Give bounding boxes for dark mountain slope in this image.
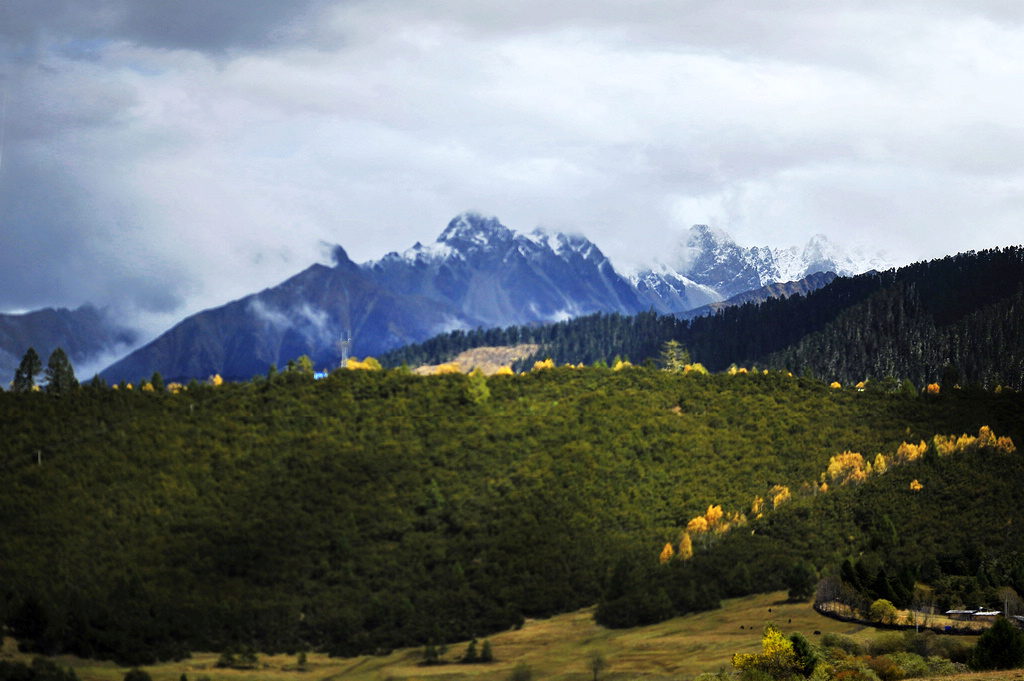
[1,305,137,386]
[99,214,652,382]
[100,248,464,383]
[681,270,838,320]
[383,246,1024,390]
[759,247,1024,387]
[363,213,643,325]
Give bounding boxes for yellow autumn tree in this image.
[894,440,927,464]
[496,365,514,376]
[956,432,981,453]
[659,542,675,564]
[959,426,1015,455]
[208,374,223,386]
[830,381,842,389]
[612,359,633,371]
[873,453,888,475]
[926,382,941,395]
[751,495,764,518]
[532,358,555,371]
[678,532,693,560]
[687,516,709,534]
[435,362,462,375]
[977,425,997,449]
[347,357,383,371]
[932,434,957,457]
[995,435,1016,455]
[732,623,799,679]
[704,504,724,528]
[768,485,791,509]
[910,479,923,491]
[827,451,867,485]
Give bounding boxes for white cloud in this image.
[2,1,1024,332]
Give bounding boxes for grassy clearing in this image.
[0,592,990,681]
[412,344,542,375]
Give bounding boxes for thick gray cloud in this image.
[0,0,329,53]
[2,1,1024,339]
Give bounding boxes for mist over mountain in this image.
[623,225,888,314]
[364,213,641,327]
[101,213,657,381]
[661,225,888,300]
[1,305,137,387]
[680,271,840,321]
[99,246,465,383]
[5,212,889,384]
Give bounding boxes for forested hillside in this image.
[1,365,1022,664]
[382,247,1024,390]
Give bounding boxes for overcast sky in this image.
[2,1,1024,336]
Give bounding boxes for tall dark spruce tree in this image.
[44,347,79,395]
[11,347,43,393]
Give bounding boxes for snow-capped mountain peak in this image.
[665,225,893,299]
[525,228,602,263]
[436,212,514,251]
[669,225,777,298]
[359,213,642,328]
[628,262,723,314]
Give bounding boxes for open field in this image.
[1,591,1000,681]
[412,344,542,375]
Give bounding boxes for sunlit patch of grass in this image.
[2,592,978,681]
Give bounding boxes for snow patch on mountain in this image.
[357,212,642,327]
[627,262,724,315]
[772,234,888,282]
[436,212,514,251]
[668,225,892,299]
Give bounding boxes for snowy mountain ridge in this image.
[664,224,891,299]
[73,211,880,384]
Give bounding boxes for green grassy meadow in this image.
[3,592,990,681]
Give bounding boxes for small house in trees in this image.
[946,609,976,621]
[945,609,1002,622]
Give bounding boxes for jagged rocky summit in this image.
[94,212,878,383]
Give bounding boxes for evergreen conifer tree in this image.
[45,347,79,395]
[970,617,1024,670]
[12,347,43,392]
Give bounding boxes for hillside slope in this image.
[1,368,1022,663]
[1,306,137,386]
[383,246,1024,390]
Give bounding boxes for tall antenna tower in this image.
[336,331,352,366]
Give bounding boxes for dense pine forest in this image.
[382,247,1024,390]
[2,363,1023,664]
